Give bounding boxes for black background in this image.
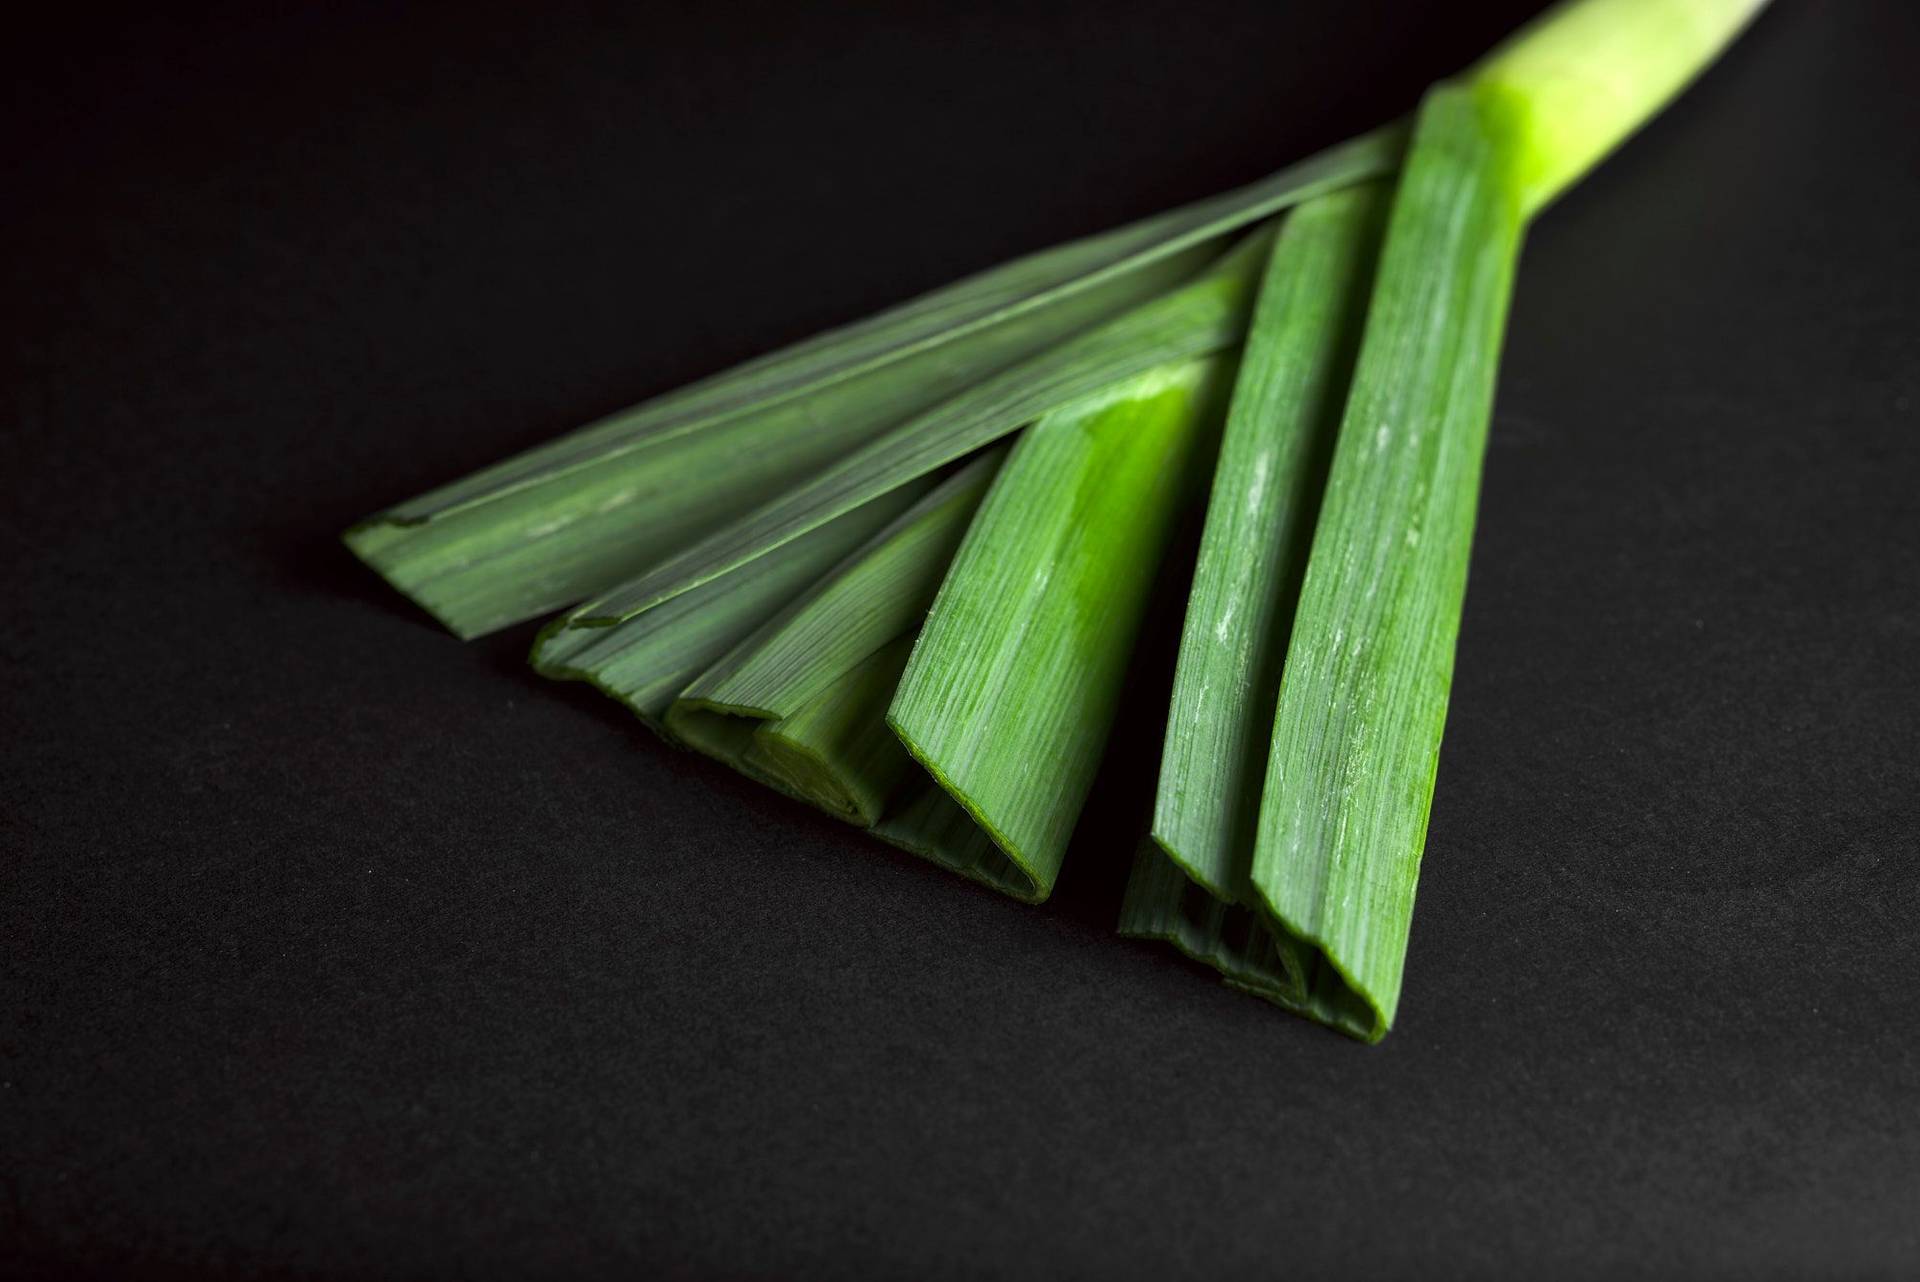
[5,2,1918,1277]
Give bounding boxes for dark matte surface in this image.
[5,2,1917,1277]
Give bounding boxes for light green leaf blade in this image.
[888,352,1238,902]
[346,129,1401,638]
[1251,85,1526,1040]
[1150,183,1387,904]
[527,478,930,729]
[567,230,1276,629]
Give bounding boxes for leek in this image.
[336,0,1774,1042]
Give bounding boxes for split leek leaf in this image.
[684,620,1029,896]
[888,350,1238,903]
[659,439,1057,890]
[1234,86,1528,1042]
[663,449,1003,818]
[638,431,1048,894]
[345,261,1187,640]
[527,477,930,730]
[745,636,919,826]
[345,130,1401,638]
[562,228,1275,629]
[675,449,1004,723]
[1132,0,1769,1041]
[678,349,1237,899]
[1147,183,1387,905]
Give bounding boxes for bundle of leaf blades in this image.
[560,227,1274,630]
[528,479,931,731]
[526,229,1272,897]
[344,0,1773,1042]
[344,132,1397,639]
[1126,0,1772,1040]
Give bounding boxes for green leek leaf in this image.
[1148,183,1387,905]
[527,479,930,729]
[872,779,1030,900]
[663,451,1004,820]
[342,0,1772,1039]
[568,230,1274,630]
[1121,842,1376,1033]
[675,450,1003,722]
[1130,0,1767,1040]
[346,131,1400,638]
[1260,86,1525,1040]
[888,350,1239,902]
[744,636,920,826]
[1119,182,1387,1040]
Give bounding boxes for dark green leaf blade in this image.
[570,231,1274,629]
[1150,183,1387,903]
[346,130,1401,638]
[384,127,1399,524]
[678,449,1005,720]
[662,453,1003,821]
[527,479,930,729]
[1252,85,1526,1039]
